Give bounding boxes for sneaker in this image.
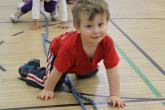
[10,9,23,23]
[18,59,40,77]
[17,0,26,10]
[66,0,76,4]
[25,59,40,67]
[50,9,58,21]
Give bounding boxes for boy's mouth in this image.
[92,36,100,38]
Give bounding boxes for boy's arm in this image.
[36,66,63,100]
[106,65,126,108]
[106,65,120,96]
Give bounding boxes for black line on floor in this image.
[0,41,4,45]
[111,18,165,20]
[0,103,92,110]
[1,97,165,110]
[110,19,165,76]
[42,21,73,27]
[12,31,24,36]
[0,18,165,24]
[0,65,7,72]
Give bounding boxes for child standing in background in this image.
[11,0,69,30]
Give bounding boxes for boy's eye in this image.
[87,25,92,28]
[98,23,104,27]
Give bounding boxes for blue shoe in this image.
[18,59,40,77]
[18,65,35,77]
[25,59,40,68]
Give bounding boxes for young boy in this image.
[19,0,126,108]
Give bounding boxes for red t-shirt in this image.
[50,31,119,75]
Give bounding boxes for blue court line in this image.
[0,18,165,24]
[1,97,165,110]
[114,41,163,97]
[12,31,24,36]
[109,19,165,106]
[0,65,7,72]
[110,19,165,76]
[111,18,165,20]
[114,41,165,106]
[0,18,164,24]
[0,41,4,45]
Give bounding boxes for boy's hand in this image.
[36,89,54,101]
[108,96,126,108]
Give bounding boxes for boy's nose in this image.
[93,27,99,33]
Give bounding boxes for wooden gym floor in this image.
[0,0,165,110]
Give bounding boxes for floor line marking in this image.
[0,65,7,72]
[114,41,165,106]
[110,19,165,76]
[0,41,4,45]
[114,41,162,97]
[1,98,165,110]
[12,31,24,36]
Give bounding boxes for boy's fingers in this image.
[112,101,116,108]
[40,94,45,100]
[36,93,41,99]
[120,101,126,108]
[108,99,112,104]
[123,102,127,106]
[50,94,54,99]
[121,103,125,108]
[117,101,120,108]
[44,94,49,101]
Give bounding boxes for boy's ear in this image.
[73,24,80,33]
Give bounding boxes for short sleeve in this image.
[103,36,119,69]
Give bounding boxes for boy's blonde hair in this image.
[72,0,110,27]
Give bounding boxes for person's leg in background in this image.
[10,0,32,22]
[44,1,58,21]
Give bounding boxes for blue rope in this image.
[40,11,48,39]
[40,11,98,110]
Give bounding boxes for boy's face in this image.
[74,12,108,45]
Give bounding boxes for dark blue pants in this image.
[26,48,98,91]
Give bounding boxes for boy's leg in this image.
[26,52,66,91]
[44,1,58,21]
